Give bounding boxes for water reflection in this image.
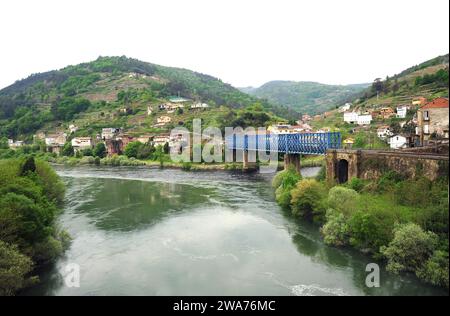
[65,177,213,231]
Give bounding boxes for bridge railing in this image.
[225,132,341,155]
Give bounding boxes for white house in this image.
[389,135,408,149]
[101,128,120,140]
[191,103,209,109]
[45,133,67,146]
[9,140,24,148]
[344,112,359,124]
[396,106,408,119]
[71,137,92,152]
[339,103,352,113]
[153,134,170,147]
[69,124,78,133]
[377,126,393,139]
[357,114,373,125]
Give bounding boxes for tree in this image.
[372,78,384,98]
[81,148,93,157]
[272,167,302,209]
[93,143,106,158]
[327,186,359,216]
[163,142,170,155]
[290,179,326,221]
[21,156,36,175]
[0,137,9,149]
[124,141,142,158]
[381,223,438,274]
[0,241,36,296]
[321,209,350,247]
[62,142,74,157]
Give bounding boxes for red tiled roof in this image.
[421,98,449,109]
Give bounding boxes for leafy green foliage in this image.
[272,167,302,209]
[327,186,359,216]
[0,241,37,296]
[290,179,326,221]
[0,158,68,295]
[381,223,438,274]
[321,209,350,247]
[416,250,449,288]
[93,142,106,158]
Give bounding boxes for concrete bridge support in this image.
[242,150,257,171]
[284,153,301,174]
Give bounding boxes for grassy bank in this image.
[272,167,449,289]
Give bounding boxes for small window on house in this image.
[423,111,429,120]
[424,125,429,134]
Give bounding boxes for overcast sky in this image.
[0,0,449,89]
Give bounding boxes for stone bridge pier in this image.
[284,153,301,174]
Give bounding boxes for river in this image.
[24,165,446,296]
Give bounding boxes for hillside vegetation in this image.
[356,54,449,108]
[241,81,369,115]
[0,56,297,140]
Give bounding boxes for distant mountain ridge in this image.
[240,81,370,115]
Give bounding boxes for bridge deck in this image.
[226,132,341,155]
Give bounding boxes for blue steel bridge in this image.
[225,132,342,155]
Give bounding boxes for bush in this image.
[61,142,74,157]
[272,167,302,209]
[124,141,142,158]
[347,177,365,192]
[327,186,359,216]
[321,209,350,247]
[381,223,438,274]
[416,250,449,288]
[93,143,106,158]
[0,241,37,296]
[290,179,326,221]
[347,211,387,253]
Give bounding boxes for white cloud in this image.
[0,0,448,89]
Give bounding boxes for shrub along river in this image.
[24,166,446,296]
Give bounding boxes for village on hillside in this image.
[5,94,449,156]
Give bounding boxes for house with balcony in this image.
[357,114,373,125]
[417,97,449,145]
[71,137,93,153]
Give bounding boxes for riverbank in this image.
[272,167,449,289]
[42,153,325,172]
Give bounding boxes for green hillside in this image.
[240,81,370,115]
[0,56,297,140]
[351,54,448,108]
[310,54,449,149]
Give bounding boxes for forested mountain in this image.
[0,56,297,139]
[240,81,370,115]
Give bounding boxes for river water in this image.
[25,166,446,296]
